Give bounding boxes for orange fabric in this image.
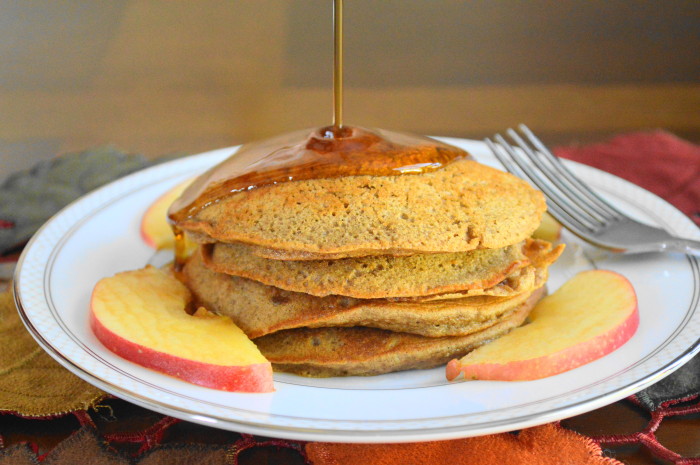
[306,423,622,465]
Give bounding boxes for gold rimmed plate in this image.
[14,138,700,442]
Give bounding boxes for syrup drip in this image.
[172,226,187,272]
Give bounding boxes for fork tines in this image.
[485,124,624,235]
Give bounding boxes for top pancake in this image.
[176,159,546,257]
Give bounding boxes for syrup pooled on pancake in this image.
[169,126,470,223]
[168,126,471,268]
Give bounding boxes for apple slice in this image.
[90,266,274,392]
[532,212,562,242]
[141,178,197,254]
[446,270,638,382]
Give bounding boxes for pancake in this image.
[176,159,546,258]
[253,291,536,377]
[201,239,539,299]
[243,242,420,261]
[182,249,547,338]
[406,239,563,300]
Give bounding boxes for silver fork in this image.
[485,124,700,256]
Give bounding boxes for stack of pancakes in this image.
[176,147,564,377]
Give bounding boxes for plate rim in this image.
[12,139,700,442]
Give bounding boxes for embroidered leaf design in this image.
[0,147,182,254]
[0,290,106,416]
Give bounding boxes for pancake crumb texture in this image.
[203,239,561,299]
[177,160,545,256]
[254,298,534,377]
[183,249,553,339]
[203,240,537,298]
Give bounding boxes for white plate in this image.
[14,138,700,443]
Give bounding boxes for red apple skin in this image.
[140,178,194,250]
[446,307,638,381]
[140,202,166,249]
[139,188,175,249]
[90,310,274,393]
[140,224,158,249]
[446,270,639,382]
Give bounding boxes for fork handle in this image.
[661,238,700,257]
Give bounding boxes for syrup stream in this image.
[333,0,343,129]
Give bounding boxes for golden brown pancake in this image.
[406,240,563,301]
[201,240,537,299]
[201,239,563,301]
[182,249,547,338]
[241,242,421,261]
[253,292,536,377]
[176,159,546,258]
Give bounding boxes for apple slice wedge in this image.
[90,266,274,392]
[446,270,638,382]
[141,178,197,254]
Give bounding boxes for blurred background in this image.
[1,0,698,172]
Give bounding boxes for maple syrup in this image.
[172,225,187,272]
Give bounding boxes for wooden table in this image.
[1,0,698,174]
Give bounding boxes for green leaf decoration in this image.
[0,146,184,254]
